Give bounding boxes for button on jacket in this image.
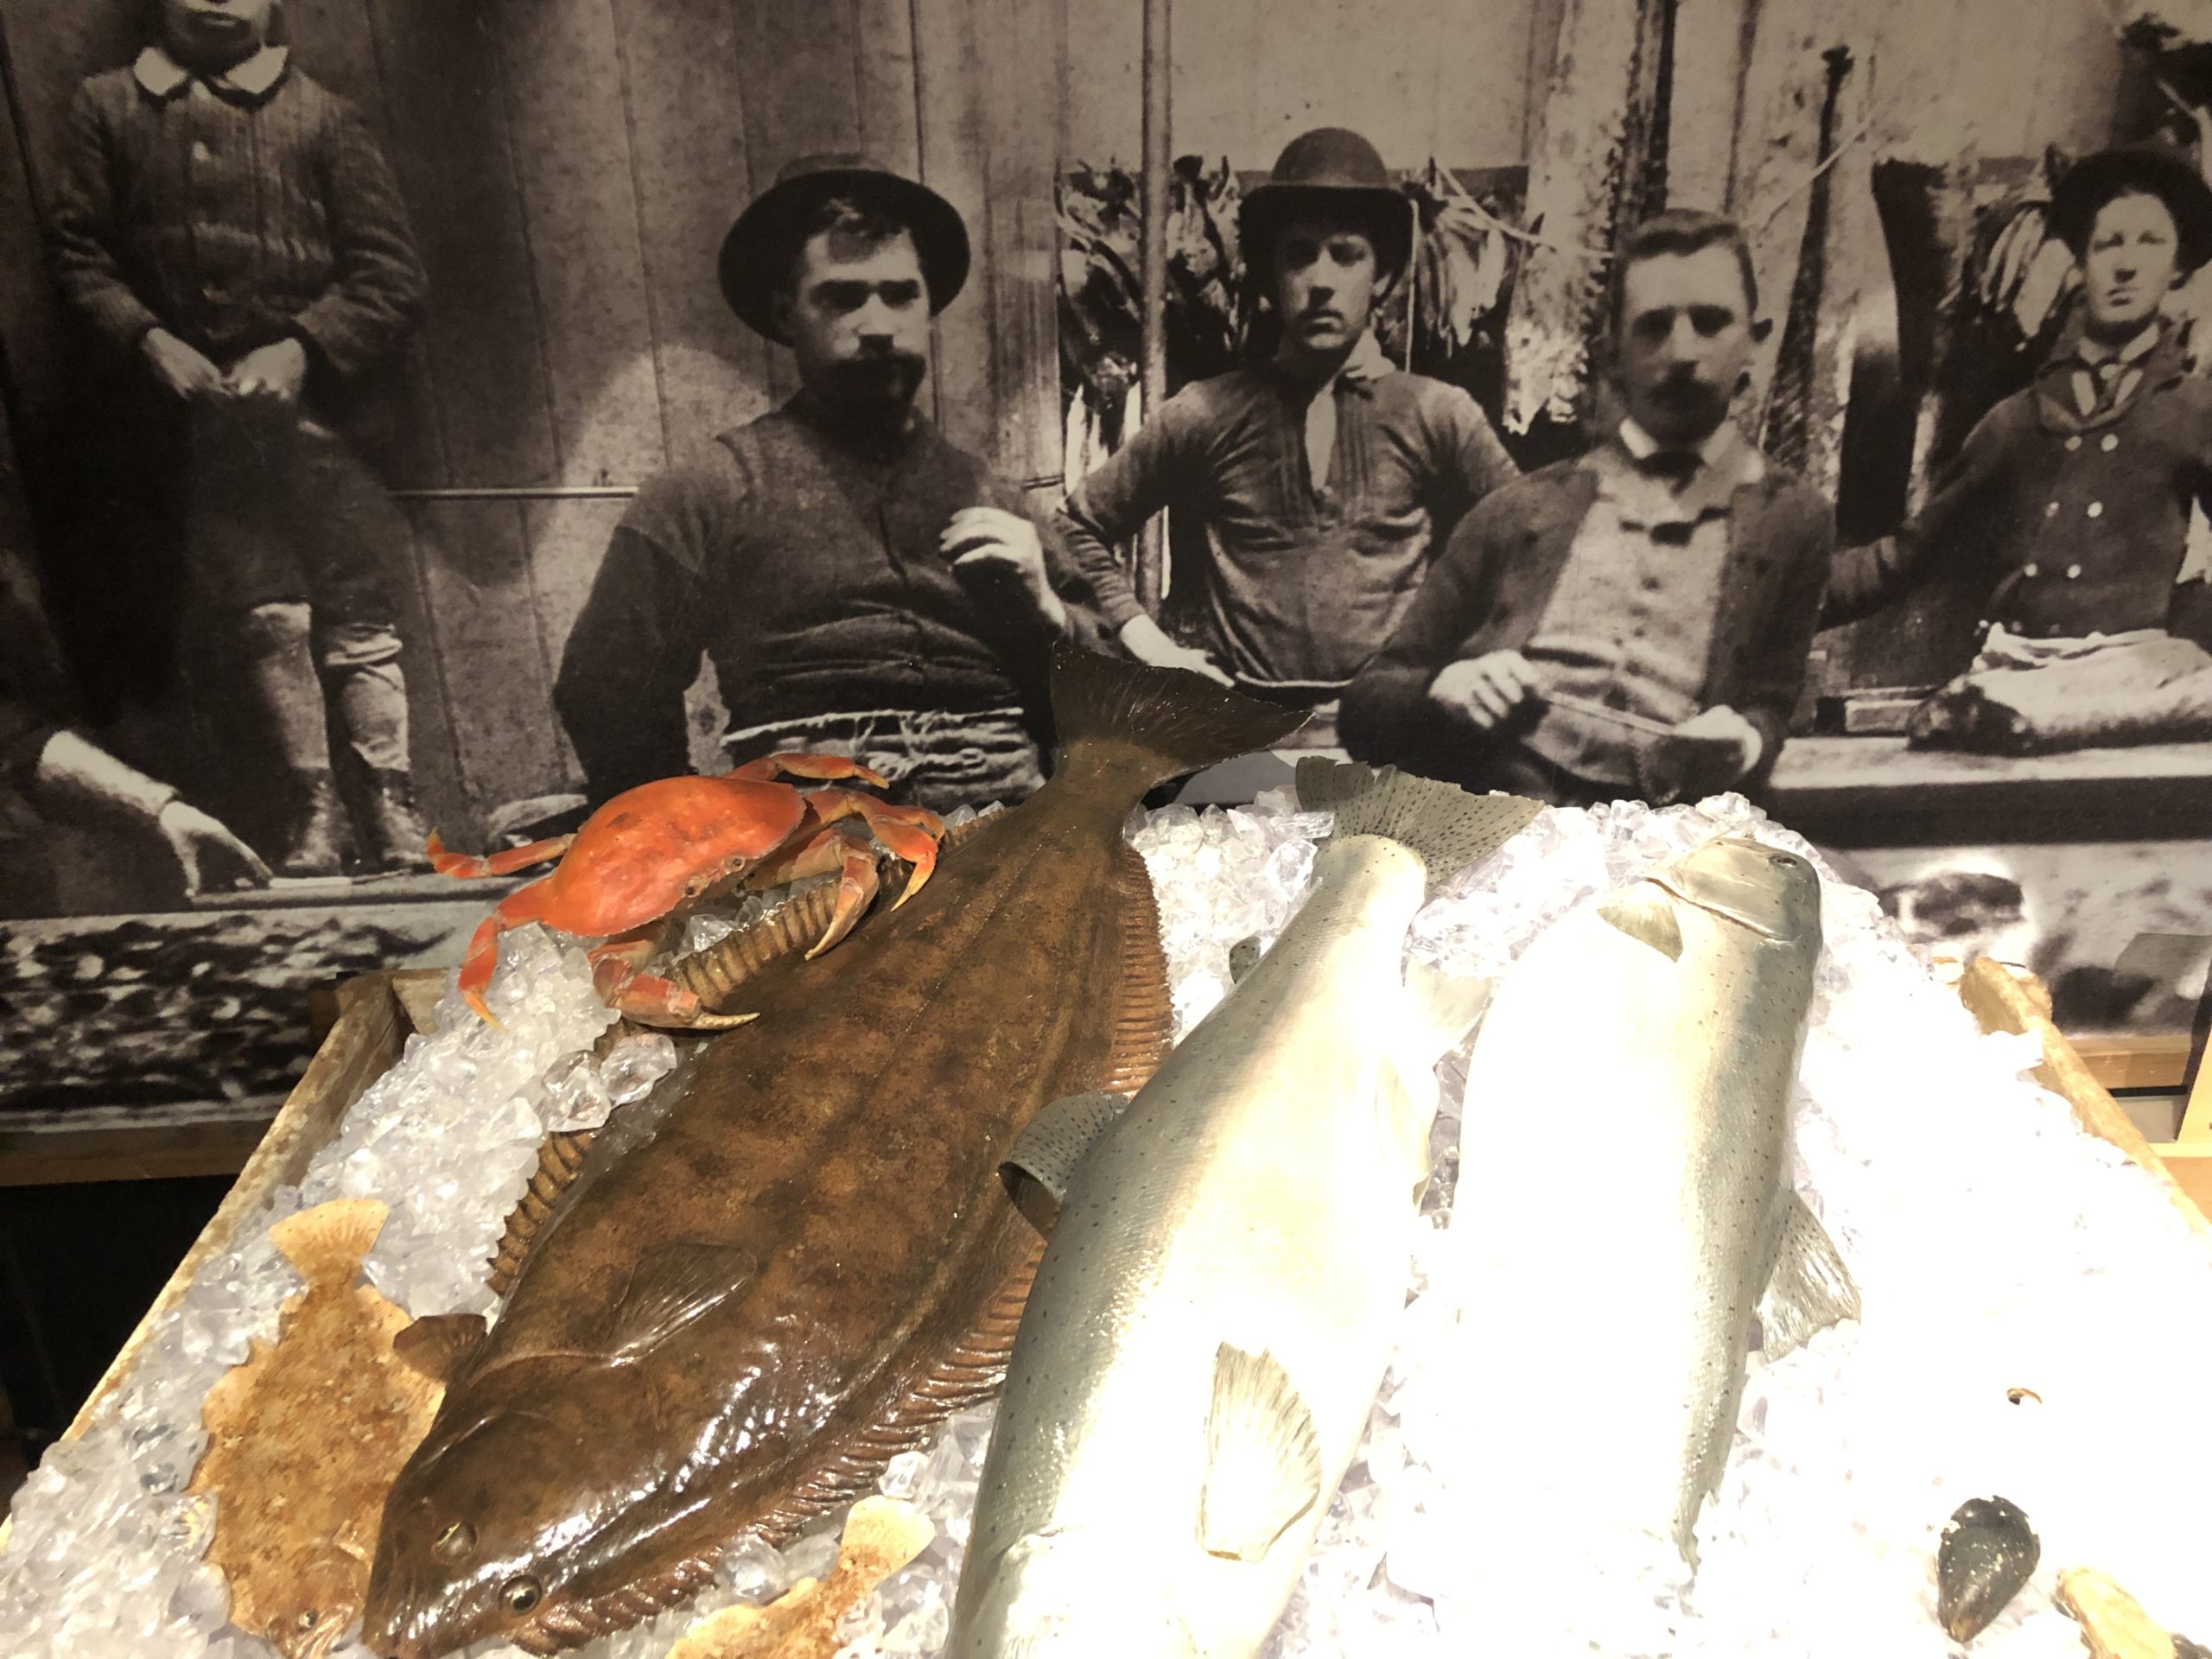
[1826,321,2212,646]
[1052,359,1518,694]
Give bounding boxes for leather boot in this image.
[279,769,346,877]
[360,769,435,874]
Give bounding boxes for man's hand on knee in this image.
[1428,651,1537,733]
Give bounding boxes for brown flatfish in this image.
[362,647,1306,1658]
[188,1198,443,1657]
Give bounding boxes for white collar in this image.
[134,43,291,101]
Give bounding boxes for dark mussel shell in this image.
[1937,1495,2041,1643]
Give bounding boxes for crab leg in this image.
[753,789,946,908]
[455,875,560,1026]
[586,931,759,1032]
[428,831,577,880]
[724,751,890,790]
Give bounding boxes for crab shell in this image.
[524,774,814,938]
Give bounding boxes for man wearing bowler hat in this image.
[1824,143,2212,741]
[1052,126,1519,730]
[555,155,1101,814]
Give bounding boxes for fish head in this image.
[363,1362,648,1659]
[265,1543,369,1659]
[1651,836,1821,947]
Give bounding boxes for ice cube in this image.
[601,1034,678,1105]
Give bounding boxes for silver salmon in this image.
[947,762,1540,1657]
[1442,833,1859,1582]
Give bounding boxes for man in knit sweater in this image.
[48,0,434,876]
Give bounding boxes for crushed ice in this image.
[7,790,2212,1659]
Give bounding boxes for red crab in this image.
[426,753,945,1029]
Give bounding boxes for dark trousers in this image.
[1459,741,1633,810]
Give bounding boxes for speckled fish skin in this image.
[1447,835,1846,1569]
[950,773,1536,1659]
[360,649,1305,1659]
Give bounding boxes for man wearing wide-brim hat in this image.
[554,155,1103,813]
[1825,143,2212,747]
[1053,126,1519,728]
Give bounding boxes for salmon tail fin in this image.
[1296,758,1541,893]
[1049,643,1307,788]
[268,1198,389,1287]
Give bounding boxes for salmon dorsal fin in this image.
[1000,1090,1133,1234]
[1094,844,1173,1096]
[268,1198,388,1288]
[486,1129,596,1297]
[1596,884,1685,961]
[393,1313,488,1385]
[610,1242,759,1358]
[1199,1344,1324,1562]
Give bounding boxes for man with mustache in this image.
[1340,208,1835,806]
[1821,145,2212,742]
[1052,128,1519,729]
[556,156,1100,813]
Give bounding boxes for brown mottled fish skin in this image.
[188,1198,444,1659]
[363,648,1305,1659]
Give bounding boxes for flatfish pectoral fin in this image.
[1755,1192,1862,1361]
[608,1242,760,1358]
[1198,1344,1324,1564]
[998,1091,1133,1236]
[393,1313,489,1385]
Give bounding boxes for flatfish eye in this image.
[432,1521,475,1561]
[502,1575,544,1615]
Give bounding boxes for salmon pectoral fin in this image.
[393,1313,489,1385]
[610,1242,760,1357]
[999,1091,1133,1235]
[1198,1344,1324,1564]
[1595,885,1685,961]
[1756,1192,1862,1361]
[1090,847,1174,1097]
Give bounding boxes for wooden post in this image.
[1135,0,1170,613]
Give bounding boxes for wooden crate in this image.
[2,960,2203,1557]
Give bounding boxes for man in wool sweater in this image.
[48,0,434,876]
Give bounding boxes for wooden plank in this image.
[854,0,925,181]
[523,493,627,784]
[611,0,773,462]
[0,1109,279,1188]
[410,499,575,817]
[975,0,1063,484]
[2075,1033,2197,1096]
[366,0,558,486]
[1955,958,2210,1237]
[733,0,868,409]
[2181,1054,2212,1145]
[1669,0,1748,211]
[1059,0,1141,164]
[489,0,664,486]
[388,502,474,846]
[0,0,131,206]
[912,0,992,457]
[1726,0,1829,430]
[2158,1145,2212,1214]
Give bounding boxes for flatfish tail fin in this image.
[1049,642,1307,787]
[1295,759,1541,893]
[269,1198,389,1289]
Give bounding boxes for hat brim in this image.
[1239,182,1414,277]
[719,169,971,343]
[2048,148,2212,273]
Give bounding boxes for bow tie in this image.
[1635,448,1702,488]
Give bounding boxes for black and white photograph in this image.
[1,0,2211,1650]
